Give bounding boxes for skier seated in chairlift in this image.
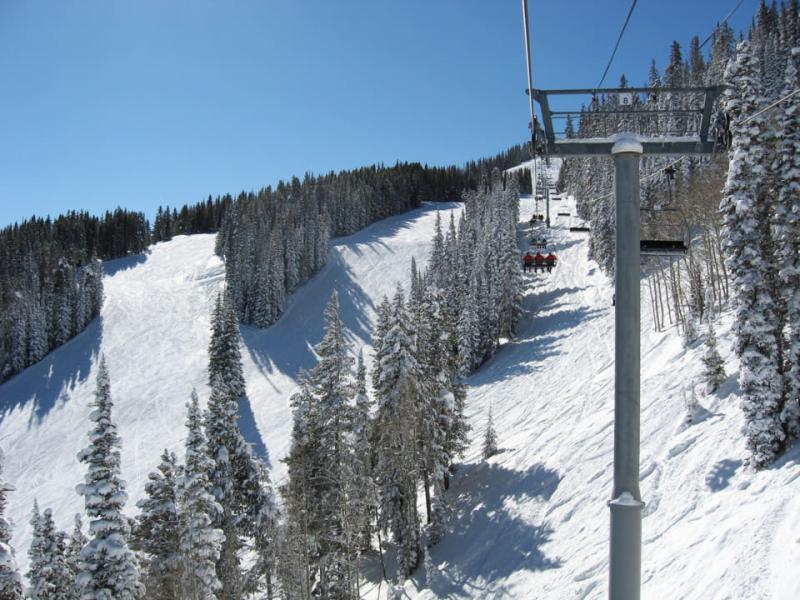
[534,251,545,271]
[523,251,534,272]
[545,252,557,273]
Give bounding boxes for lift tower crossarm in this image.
[529,86,725,157]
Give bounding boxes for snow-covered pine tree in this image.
[65,514,87,597]
[482,406,499,459]
[0,448,22,600]
[26,506,72,600]
[702,321,727,394]
[26,501,43,588]
[775,57,800,439]
[75,356,144,599]
[456,279,480,377]
[133,449,181,600]
[177,390,223,600]
[291,290,356,598]
[720,40,786,468]
[205,291,276,597]
[372,286,422,578]
[684,382,702,425]
[279,387,316,600]
[242,458,278,600]
[351,349,376,553]
[411,285,451,534]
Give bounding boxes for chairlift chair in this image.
[640,203,689,257]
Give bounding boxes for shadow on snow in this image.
[362,462,562,597]
[102,252,149,276]
[0,317,103,426]
[240,203,460,391]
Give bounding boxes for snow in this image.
[611,133,643,154]
[1,183,799,597]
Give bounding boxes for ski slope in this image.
[1,186,799,598]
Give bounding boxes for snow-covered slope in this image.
[407,191,800,599]
[2,188,799,598]
[0,202,462,573]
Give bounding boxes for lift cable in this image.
[699,0,746,49]
[521,0,536,138]
[741,87,800,124]
[521,0,539,203]
[595,0,639,90]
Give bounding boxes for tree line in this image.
[1,144,528,386]
[0,209,149,383]
[215,158,528,329]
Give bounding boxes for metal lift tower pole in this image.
[609,135,644,600]
[529,84,723,600]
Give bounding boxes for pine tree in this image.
[178,390,224,600]
[133,450,181,600]
[775,58,800,439]
[350,349,377,553]
[75,356,144,599]
[721,41,785,468]
[26,506,72,600]
[0,448,22,600]
[205,292,276,597]
[701,321,727,394]
[372,286,422,578]
[279,387,316,600]
[26,500,43,593]
[286,291,356,598]
[482,406,499,459]
[65,514,87,597]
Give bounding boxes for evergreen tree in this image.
[26,501,43,593]
[350,349,377,554]
[75,356,144,599]
[720,41,785,468]
[26,506,72,600]
[482,406,499,459]
[178,390,223,600]
[775,58,800,439]
[372,286,422,578]
[0,448,22,600]
[133,450,181,600]
[701,321,727,394]
[205,292,276,597]
[65,515,87,597]
[283,291,357,598]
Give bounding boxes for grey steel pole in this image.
[609,134,645,600]
[545,179,551,228]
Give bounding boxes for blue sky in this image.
[0,0,757,227]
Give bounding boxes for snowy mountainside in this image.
[399,189,800,599]
[0,202,463,573]
[1,183,799,598]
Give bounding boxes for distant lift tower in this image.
[530,85,723,600]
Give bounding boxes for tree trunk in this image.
[423,471,432,524]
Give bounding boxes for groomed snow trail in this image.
[2,188,799,598]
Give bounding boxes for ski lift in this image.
[639,239,687,256]
[640,204,688,257]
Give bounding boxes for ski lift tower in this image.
[529,85,724,600]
